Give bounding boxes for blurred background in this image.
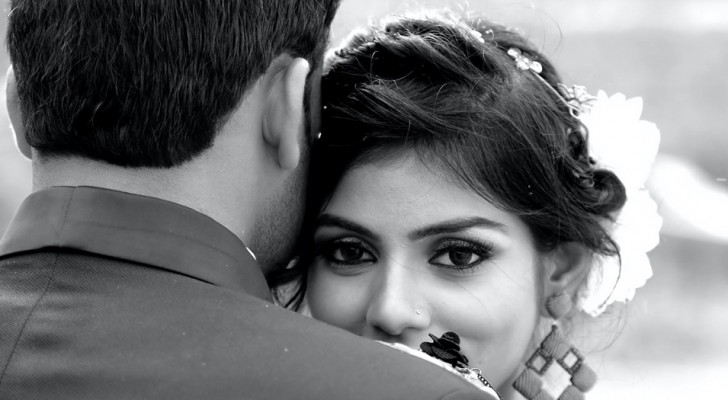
[1,0,726,398]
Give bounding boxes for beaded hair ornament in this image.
[507,47,662,316]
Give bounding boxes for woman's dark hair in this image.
[272,14,626,309]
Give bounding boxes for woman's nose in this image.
[365,267,430,337]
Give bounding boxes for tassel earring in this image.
[513,292,597,400]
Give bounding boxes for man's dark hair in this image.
[6,0,340,167]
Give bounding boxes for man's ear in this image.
[540,242,592,317]
[5,66,32,160]
[262,56,310,171]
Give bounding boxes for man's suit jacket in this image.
[0,186,488,399]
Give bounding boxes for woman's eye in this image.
[429,240,493,269]
[333,244,365,263]
[430,250,482,268]
[320,239,376,266]
[447,250,480,266]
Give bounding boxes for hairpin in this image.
[558,84,597,117]
[507,48,542,74]
[507,47,596,118]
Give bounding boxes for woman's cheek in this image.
[433,284,492,343]
[308,266,367,329]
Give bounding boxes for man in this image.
[0,1,491,399]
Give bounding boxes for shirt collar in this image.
[0,186,271,301]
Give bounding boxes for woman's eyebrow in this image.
[315,214,376,238]
[408,217,506,240]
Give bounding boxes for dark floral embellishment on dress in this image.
[420,332,469,368]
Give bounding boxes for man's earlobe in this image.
[6,66,32,160]
[262,57,310,171]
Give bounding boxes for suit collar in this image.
[0,186,271,301]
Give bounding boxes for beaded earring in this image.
[513,292,597,400]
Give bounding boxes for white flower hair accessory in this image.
[507,48,662,316]
[573,90,662,316]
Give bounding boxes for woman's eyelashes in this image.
[317,237,377,267]
[316,234,496,273]
[428,238,495,270]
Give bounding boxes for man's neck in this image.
[32,154,256,246]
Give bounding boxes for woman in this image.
[276,13,661,399]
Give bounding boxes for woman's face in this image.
[307,152,547,390]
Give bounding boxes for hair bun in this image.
[588,169,626,217]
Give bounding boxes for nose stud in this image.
[415,309,422,315]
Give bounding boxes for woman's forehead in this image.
[323,154,522,234]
